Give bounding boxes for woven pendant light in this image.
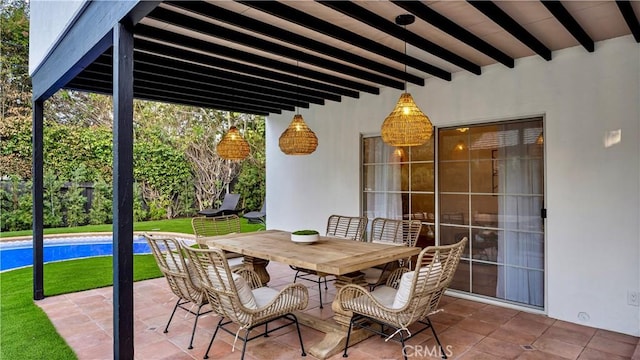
[381,93,433,146]
[381,14,433,147]
[279,114,318,155]
[217,126,250,160]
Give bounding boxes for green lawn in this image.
[0,218,263,359]
[0,255,162,360]
[1,217,264,238]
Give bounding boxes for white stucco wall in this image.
[266,35,640,336]
[29,0,88,75]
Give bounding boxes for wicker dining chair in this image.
[144,234,211,350]
[292,214,368,308]
[192,214,244,269]
[338,237,467,360]
[182,244,309,360]
[362,218,422,290]
[325,214,368,240]
[192,214,241,239]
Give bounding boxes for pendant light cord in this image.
[403,24,408,94]
[296,60,299,115]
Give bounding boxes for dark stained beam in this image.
[112,21,135,360]
[133,73,299,110]
[135,79,294,112]
[239,1,451,81]
[388,0,514,68]
[166,1,427,84]
[146,7,406,89]
[134,38,355,99]
[88,54,328,107]
[542,1,594,52]
[32,99,44,301]
[468,1,552,60]
[75,55,316,114]
[617,1,640,42]
[133,89,282,115]
[67,84,271,116]
[133,53,334,104]
[319,0,483,74]
[83,61,309,109]
[135,25,376,95]
[69,76,283,115]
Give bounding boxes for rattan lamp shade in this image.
[381,93,433,147]
[279,114,318,155]
[217,126,250,160]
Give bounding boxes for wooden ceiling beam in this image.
[146,6,406,89]
[542,1,594,52]
[238,1,451,81]
[320,0,482,74]
[166,1,422,86]
[617,0,640,43]
[388,0,514,68]
[468,1,552,61]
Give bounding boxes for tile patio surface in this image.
[37,261,640,360]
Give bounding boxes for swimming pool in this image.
[0,235,152,272]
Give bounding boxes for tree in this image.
[0,0,266,224]
[0,114,31,178]
[63,165,88,227]
[233,117,265,211]
[181,109,244,210]
[1,0,30,118]
[43,169,64,227]
[45,91,113,127]
[133,120,193,219]
[88,175,112,225]
[1,1,31,178]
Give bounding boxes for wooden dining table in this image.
[204,229,421,359]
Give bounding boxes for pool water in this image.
[0,236,151,271]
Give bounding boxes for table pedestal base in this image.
[242,256,270,285]
[298,271,372,359]
[296,312,373,360]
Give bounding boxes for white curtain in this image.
[365,138,402,221]
[495,123,544,307]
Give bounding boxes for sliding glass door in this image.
[439,118,545,308]
[362,117,545,308]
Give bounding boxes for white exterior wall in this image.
[266,35,640,336]
[29,0,87,75]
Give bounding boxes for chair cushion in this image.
[251,287,280,308]
[233,273,258,309]
[392,261,442,309]
[227,256,244,270]
[164,253,201,287]
[164,252,185,272]
[207,266,258,309]
[369,285,397,308]
[362,267,383,285]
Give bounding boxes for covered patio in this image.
[37,261,640,359]
[30,1,640,359]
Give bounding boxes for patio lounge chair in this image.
[198,193,241,217]
[339,238,467,360]
[144,234,211,350]
[243,201,266,225]
[182,245,308,360]
[292,214,368,308]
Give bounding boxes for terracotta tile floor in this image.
[37,262,640,360]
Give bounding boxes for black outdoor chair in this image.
[198,193,241,217]
[243,201,266,225]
